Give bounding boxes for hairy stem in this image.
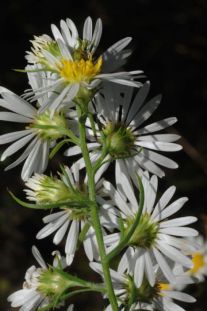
[76,105,119,311]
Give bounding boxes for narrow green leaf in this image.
[49,139,70,159]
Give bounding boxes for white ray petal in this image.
[134,152,165,178]
[0,129,33,145]
[138,134,180,143]
[32,245,47,268]
[137,117,178,134]
[0,112,33,123]
[65,220,79,259]
[43,211,66,223]
[135,141,182,152]
[0,93,36,117]
[141,149,178,169]
[106,37,132,53]
[83,16,93,41]
[126,81,150,125]
[153,197,188,222]
[1,133,36,161]
[37,213,69,239]
[130,94,162,129]
[116,159,138,207]
[53,219,70,244]
[134,250,145,287]
[4,137,38,171]
[153,247,176,283]
[144,252,155,286]
[90,18,102,53]
[159,227,198,237]
[21,139,42,180]
[163,291,196,303]
[160,216,197,228]
[151,186,176,220]
[157,242,193,268]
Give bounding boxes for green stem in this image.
[106,175,144,263]
[88,112,98,138]
[76,105,119,311]
[92,147,108,176]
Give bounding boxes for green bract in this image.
[103,123,136,157]
[29,110,68,140]
[125,213,159,249]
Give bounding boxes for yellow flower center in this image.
[57,57,103,83]
[190,252,205,274]
[158,283,171,297]
[159,283,171,291]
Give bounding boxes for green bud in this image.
[26,175,73,203]
[38,268,76,297]
[25,171,91,218]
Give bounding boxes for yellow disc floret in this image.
[57,56,103,83]
[158,283,171,291]
[190,252,205,274]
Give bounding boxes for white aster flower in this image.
[7,246,65,310]
[90,262,196,311]
[187,235,207,282]
[0,69,75,180]
[103,171,198,286]
[24,16,143,112]
[25,164,118,265]
[65,81,182,183]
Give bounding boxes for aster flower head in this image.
[25,16,143,113]
[7,246,68,310]
[90,262,196,311]
[103,171,198,287]
[0,68,75,180]
[24,164,118,265]
[187,235,207,282]
[65,82,182,186]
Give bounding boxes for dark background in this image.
[0,0,207,310]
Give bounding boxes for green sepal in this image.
[13,68,50,73]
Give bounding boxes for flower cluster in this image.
[1,16,203,311]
